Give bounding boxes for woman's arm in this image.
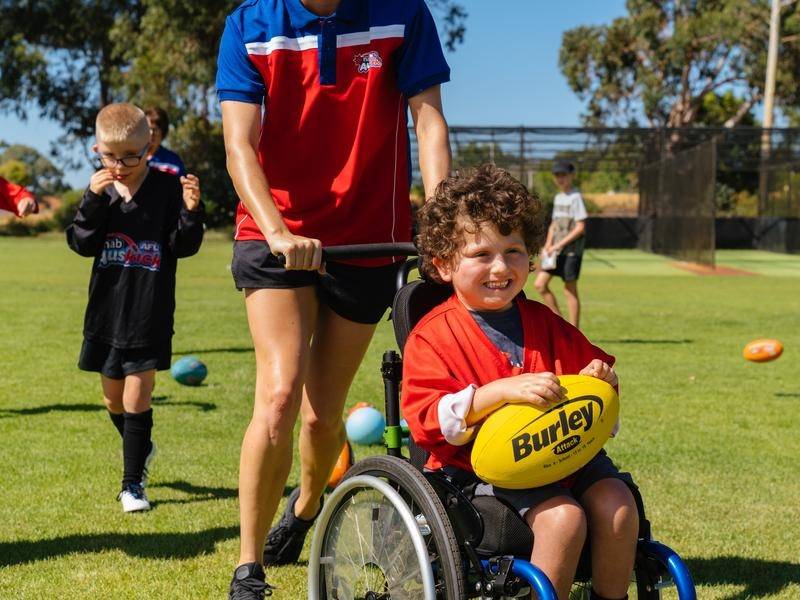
[221,101,321,270]
[409,85,451,199]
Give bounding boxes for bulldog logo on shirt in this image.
[354,50,383,74]
[100,233,162,272]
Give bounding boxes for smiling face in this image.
[433,218,530,312]
[93,139,151,184]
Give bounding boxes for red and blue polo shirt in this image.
[216,0,449,252]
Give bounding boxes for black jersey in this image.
[67,169,204,348]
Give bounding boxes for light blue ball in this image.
[346,406,386,445]
[171,356,207,386]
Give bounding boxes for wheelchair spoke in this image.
[321,487,429,599]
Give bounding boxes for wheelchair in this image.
[305,243,696,600]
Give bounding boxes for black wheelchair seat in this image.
[392,277,453,352]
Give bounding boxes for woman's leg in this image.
[581,478,639,599]
[294,304,378,519]
[525,495,587,600]
[238,286,318,565]
[534,270,561,316]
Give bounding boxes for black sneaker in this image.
[262,487,322,565]
[228,562,273,600]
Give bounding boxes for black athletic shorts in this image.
[545,252,583,282]
[444,450,633,517]
[231,240,403,325]
[78,338,172,379]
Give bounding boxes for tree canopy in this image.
[559,0,800,128]
[0,0,466,223]
[0,142,66,195]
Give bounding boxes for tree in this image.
[1,0,467,223]
[428,0,467,51]
[559,0,800,128]
[0,1,143,164]
[0,143,66,194]
[695,91,757,127]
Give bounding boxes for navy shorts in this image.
[467,450,633,517]
[231,240,402,325]
[78,339,172,380]
[545,253,583,282]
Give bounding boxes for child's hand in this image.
[579,359,618,387]
[503,372,566,409]
[16,196,37,217]
[89,169,115,195]
[180,174,201,211]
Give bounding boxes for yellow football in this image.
[471,375,619,489]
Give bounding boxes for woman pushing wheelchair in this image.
[216,0,452,596]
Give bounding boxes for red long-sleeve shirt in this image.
[401,295,615,472]
[0,177,36,217]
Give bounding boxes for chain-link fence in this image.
[639,140,717,266]
[408,127,800,258]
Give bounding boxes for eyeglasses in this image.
[95,144,150,168]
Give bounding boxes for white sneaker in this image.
[118,483,151,513]
[141,440,157,487]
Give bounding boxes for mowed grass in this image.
[1,235,799,599]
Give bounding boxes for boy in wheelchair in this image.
[401,164,639,600]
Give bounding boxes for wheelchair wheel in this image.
[308,455,466,600]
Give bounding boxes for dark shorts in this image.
[78,339,172,380]
[470,450,632,517]
[544,253,583,282]
[231,240,402,325]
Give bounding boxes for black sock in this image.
[108,411,125,438]
[122,409,153,487]
[590,590,628,600]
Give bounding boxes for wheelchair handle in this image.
[276,242,418,265]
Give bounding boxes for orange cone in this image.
[327,440,354,489]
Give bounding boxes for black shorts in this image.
[78,339,172,380]
[469,450,633,517]
[545,253,583,282]
[231,240,402,325]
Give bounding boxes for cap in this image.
[551,160,575,175]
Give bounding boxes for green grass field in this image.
[1,235,799,599]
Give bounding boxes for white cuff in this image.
[438,385,478,446]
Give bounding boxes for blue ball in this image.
[171,356,207,386]
[345,406,386,445]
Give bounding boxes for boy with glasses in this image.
[67,103,204,512]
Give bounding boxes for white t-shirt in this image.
[551,189,587,254]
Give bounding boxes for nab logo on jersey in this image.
[354,51,383,74]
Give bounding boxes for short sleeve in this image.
[572,192,588,222]
[216,15,266,104]
[396,0,450,97]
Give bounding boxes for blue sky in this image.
[1,0,627,187]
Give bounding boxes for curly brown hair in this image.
[416,164,545,282]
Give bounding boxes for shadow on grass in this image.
[0,398,216,418]
[174,346,253,355]
[597,338,694,345]
[152,480,294,505]
[152,396,217,412]
[688,555,800,599]
[775,392,800,398]
[0,403,103,417]
[0,526,240,567]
